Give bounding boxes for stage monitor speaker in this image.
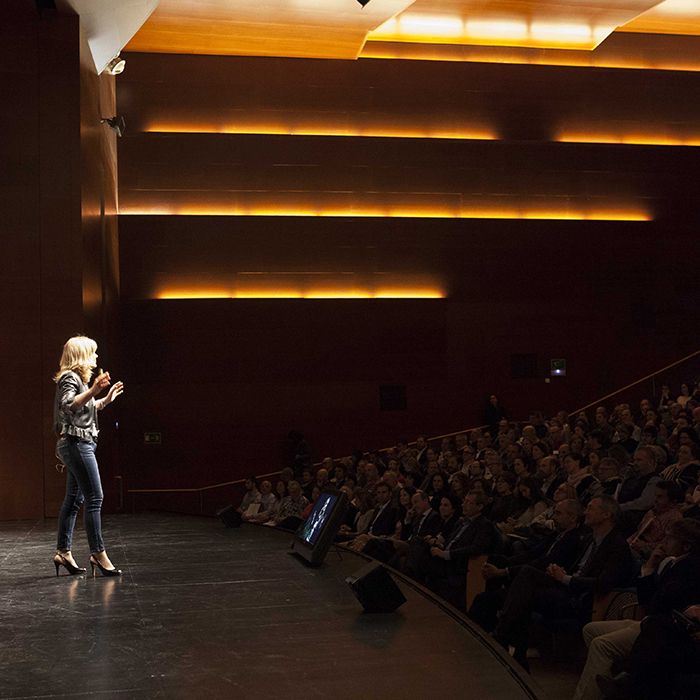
[216,504,242,528]
[345,561,407,613]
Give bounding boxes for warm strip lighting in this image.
[157,290,231,299]
[360,41,700,72]
[120,206,651,221]
[557,132,700,147]
[368,13,613,50]
[143,123,497,141]
[155,289,446,300]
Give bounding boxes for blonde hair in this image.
[53,335,97,384]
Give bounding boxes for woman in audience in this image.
[497,477,548,535]
[513,456,534,479]
[395,486,417,539]
[426,472,450,510]
[677,382,692,408]
[449,473,470,501]
[487,472,520,524]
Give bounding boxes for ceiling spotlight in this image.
[356,0,371,6]
[105,55,126,75]
[101,115,126,138]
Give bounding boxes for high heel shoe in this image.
[53,552,86,576]
[89,555,122,578]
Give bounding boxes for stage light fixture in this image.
[101,115,126,138]
[105,55,126,75]
[356,0,371,7]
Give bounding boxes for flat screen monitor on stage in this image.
[292,489,348,567]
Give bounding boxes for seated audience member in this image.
[661,443,700,491]
[364,462,381,491]
[427,472,450,510]
[493,496,634,670]
[597,457,623,496]
[574,518,700,700]
[537,455,565,501]
[595,604,700,700]
[681,473,700,519]
[388,490,443,568]
[497,477,548,536]
[330,463,346,488]
[449,473,470,501]
[627,481,684,561]
[484,449,506,483]
[301,485,321,520]
[564,452,601,506]
[337,488,375,538]
[343,482,398,553]
[395,486,417,540]
[487,472,520,524]
[512,456,535,479]
[243,480,280,523]
[469,498,584,631]
[419,459,440,490]
[432,494,462,542]
[315,467,330,492]
[270,480,309,530]
[616,447,661,529]
[238,476,261,515]
[527,482,577,535]
[424,492,499,608]
[299,468,314,499]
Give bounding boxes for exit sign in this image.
[144,432,162,445]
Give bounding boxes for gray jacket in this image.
[53,371,98,440]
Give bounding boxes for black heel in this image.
[89,555,122,577]
[53,552,86,576]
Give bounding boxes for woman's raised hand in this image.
[105,381,124,405]
[92,371,111,394]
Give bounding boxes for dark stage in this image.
[2,515,542,699]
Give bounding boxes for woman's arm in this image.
[69,372,111,411]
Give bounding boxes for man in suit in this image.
[344,481,398,554]
[424,491,498,608]
[574,517,700,700]
[382,490,443,568]
[469,498,584,631]
[493,495,634,669]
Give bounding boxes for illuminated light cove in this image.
[143,123,498,141]
[556,132,700,147]
[359,42,700,73]
[156,289,446,300]
[119,206,652,222]
[368,14,615,50]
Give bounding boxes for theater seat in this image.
[466,554,488,611]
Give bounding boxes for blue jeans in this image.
[56,436,105,553]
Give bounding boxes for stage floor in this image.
[2,514,541,699]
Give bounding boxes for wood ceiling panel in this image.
[620,0,700,35]
[126,0,415,59]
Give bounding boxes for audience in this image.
[226,378,700,693]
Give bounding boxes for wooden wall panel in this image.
[0,5,44,520]
[0,7,120,520]
[113,51,700,496]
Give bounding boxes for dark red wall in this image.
[114,52,700,496]
[0,5,119,519]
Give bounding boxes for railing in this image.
[569,347,700,416]
[125,348,699,514]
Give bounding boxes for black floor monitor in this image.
[291,489,348,567]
